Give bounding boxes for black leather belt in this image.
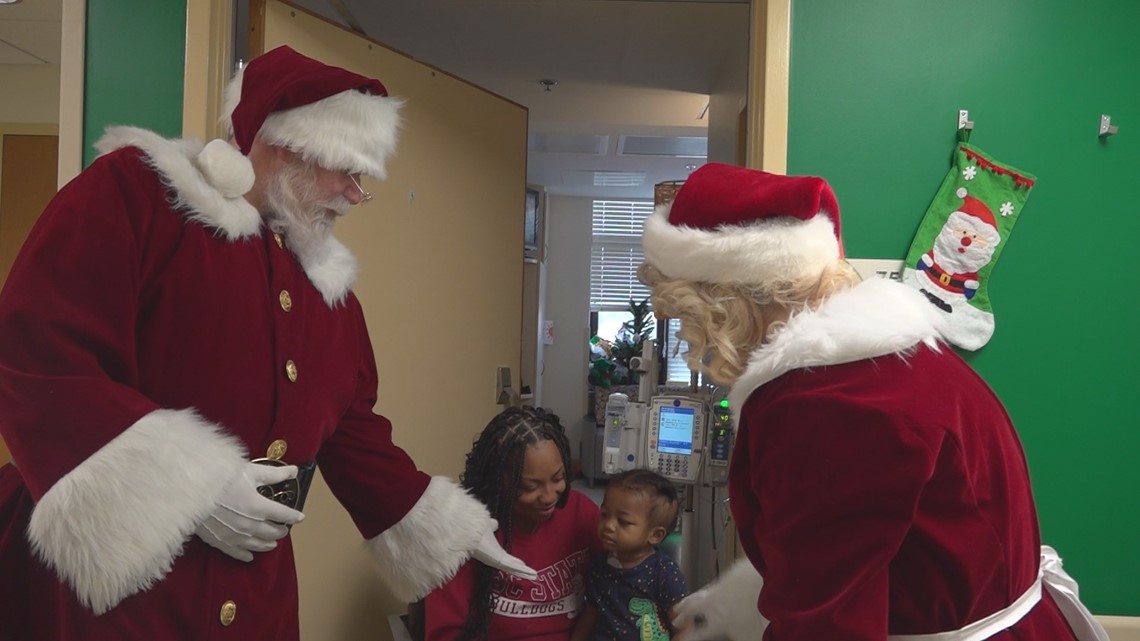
[252,459,317,513]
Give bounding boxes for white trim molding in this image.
[57,0,85,185]
[1096,615,1140,641]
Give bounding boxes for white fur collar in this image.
[95,127,261,240]
[95,126,358,307]
[292,235,358,308]
[727,278,945,424]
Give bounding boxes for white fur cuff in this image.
[28,408,247,614]
[365,476,493,602]
[719,559,769,640]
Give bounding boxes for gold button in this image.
[273,233,284,248]
[267,439,288,460]
[279,290,293,312]
[220,600,236,626]
[285,360,298,382]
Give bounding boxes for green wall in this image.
[787,0,1139,615]
[83,0,186,167]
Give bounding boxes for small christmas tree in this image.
[609,297,654,383]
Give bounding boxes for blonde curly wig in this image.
[638,260,860,386]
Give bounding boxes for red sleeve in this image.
[315,305,430,538]
[743,394,942,641]
[423,562,475,641]
[0,150,162,498]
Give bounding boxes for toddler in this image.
[572,469,688,641]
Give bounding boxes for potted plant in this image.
[588,298,654,388]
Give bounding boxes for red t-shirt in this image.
[425,490,602,641]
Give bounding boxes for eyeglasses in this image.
[346,172,373,202]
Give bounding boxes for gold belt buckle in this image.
[939,272,952,286]
[250,458,301,509]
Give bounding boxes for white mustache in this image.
[321,197,352,218]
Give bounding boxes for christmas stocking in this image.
[902,138,1035,350]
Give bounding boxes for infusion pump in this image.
[645,396,704,482]
[603,392,733,485]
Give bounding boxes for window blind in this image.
[664,318,694,384]
[590,199,654,311]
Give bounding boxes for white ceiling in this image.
[285,0,751,198]
[0,0,751,199]
[0,0,61,64]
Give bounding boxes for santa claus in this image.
[637,163,1106,641]
[916,187,1001,310]
[0,45,532,640]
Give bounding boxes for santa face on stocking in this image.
[916,188,1001,310]
[902,142,1034,351]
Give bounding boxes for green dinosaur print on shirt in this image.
[629,597,669,641]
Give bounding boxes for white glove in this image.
[195,462,305,562]
[470,521,538,580]
[672,559,768,641]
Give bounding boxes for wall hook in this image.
[1099,114,1119,137]
[958,109,974,131]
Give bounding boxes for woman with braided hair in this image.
[423,406,602,641]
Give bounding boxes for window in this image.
[589,199,654,312]
[663,318,694,384]
[589,199,691,383]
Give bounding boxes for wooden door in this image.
[0,133,59,464]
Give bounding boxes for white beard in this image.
[931,226,997,274]
[265,162,351,267]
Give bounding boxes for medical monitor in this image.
[656,406,695,456]
[646,395,705,483]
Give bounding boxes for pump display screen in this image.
[657,406,695,455]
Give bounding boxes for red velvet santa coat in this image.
[725,278,1077,640]
[0,127,490,640]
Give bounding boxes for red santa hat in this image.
[951,187,1001,244]
[196,45,402,198]
[642,162,844,286]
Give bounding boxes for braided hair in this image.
[457,405,573,641]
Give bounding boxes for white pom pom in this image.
[956,187,968,199]
[197,139,255,198]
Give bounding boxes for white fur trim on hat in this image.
[364,476,494,602]
[221,72,403,180]
[27,408,247,614]
[947,210,1001,245]
[642,204,840,285]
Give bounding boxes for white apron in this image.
[888,546,1109,641]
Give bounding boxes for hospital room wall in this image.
[82,0,186,167]
[785,0,1139,616]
